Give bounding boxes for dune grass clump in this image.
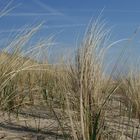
[53,19,121,140]
[0,25,53,112]
[0,6,140,139]
[118,67,140,121]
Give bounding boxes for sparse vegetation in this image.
[0,8,140,140]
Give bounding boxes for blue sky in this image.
[1,0,140,66]
[1,0,140,40]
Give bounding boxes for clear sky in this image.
[1,0,140,66]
